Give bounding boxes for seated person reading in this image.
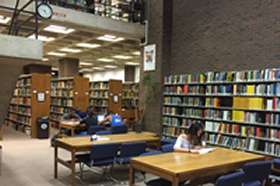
[173,122,206,154]
[98,110,123,128]
[60,108,81,135]
[80,111,98,132]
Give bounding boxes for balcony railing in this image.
[39,0,143,23]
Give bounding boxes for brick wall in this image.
[171,0,280,75]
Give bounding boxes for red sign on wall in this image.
[53,12,66,18]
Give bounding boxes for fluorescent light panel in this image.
[104,65,117,68]
[77,43,100,48]
[92,67,104,70]
[125,62,139,65]
[133,51,140,55]
[52,67,58,71]
[98,58,114,62]
[44,25,75,34]
[60,48,81,53]
[28,34,55,42]
[97,35,124,42]
[0,15,11,24]
[42,58,49,61]
[80,62,92,66]
[48,52,66,56]
[113,55,132,59]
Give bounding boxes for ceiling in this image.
[0,8,141,72]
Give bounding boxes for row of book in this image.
[90,82,109,89]
[51,98,73,107]
[92,107,108,115]
[123,92,138,98]
[8,105,31,116]
[5,120,31,136]
[233,84,280,96]
[233,97,263,110]
[51,81,73,88]
[50,106,70,114]
[14,88,31,96]
[90,99,109,107]
[164,97,204,106]
[51,89,73,97]
[6,113,31,125]
[11,97,31,105]
[232,110,263,123]
[204,109,232,120]
[123,84,139,91]
[17,78,31,87]
[162,126,187,137]
[162,117,195,127]
[205,85,232,95]
[163,69,280,84]
[164,85,204,95]
[122,99,139,109]
[90,91,109,98]
[205,122,278,138]
[50,114,62,121]
[50,121,59,129]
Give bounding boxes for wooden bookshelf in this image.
[5,74,51,138]
[162,69,280,157]
[122,82,139,110]
[89,79,122,115]
[50,77,89,128]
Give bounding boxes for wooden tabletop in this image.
[55,131,160,149]
[131,147,265,176]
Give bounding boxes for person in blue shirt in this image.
[98,110,122,128]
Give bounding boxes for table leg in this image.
[129,162,135,186]
[172,177,179,186]
[71,148,76,186]
[58,126,62,137]
[157,140,161,151]
[54,144,58,178]
[71,128,75,136]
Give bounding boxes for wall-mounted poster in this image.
[144,44,156,71]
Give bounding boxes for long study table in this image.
[54,131,160,186]
[130,147,265,186]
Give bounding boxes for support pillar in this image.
[58,58,79,78]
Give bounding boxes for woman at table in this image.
[173,122,206,154]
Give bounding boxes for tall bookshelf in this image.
[50,77,89,128]
[5,74,51,138]
[89,79,122,115]
[122,82,139,110]
[163,69,280,157]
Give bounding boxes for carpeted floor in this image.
[0,126,214,186]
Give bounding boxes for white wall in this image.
[83,68,125,82]
[135,66,140,82]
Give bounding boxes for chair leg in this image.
[79,162,85,179]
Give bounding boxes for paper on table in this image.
[97,138,110,141]
[198,148,215,154]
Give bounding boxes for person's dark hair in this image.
[70,108,76,112]
[186,122,204,146]
[106,110,114,116]
[87,111,94,118]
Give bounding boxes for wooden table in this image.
[54,131,160,186]
[130,147,265,186]
[58,121,86,137]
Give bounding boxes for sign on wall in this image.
[144,44,156,71]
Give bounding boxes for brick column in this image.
[58,58,79,78]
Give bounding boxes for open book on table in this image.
[198,148,215,154]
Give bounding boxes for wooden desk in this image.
[130,147,265,186]
[58,121,86,137]
[54,131,160,186]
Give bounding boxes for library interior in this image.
[1,0,280,186]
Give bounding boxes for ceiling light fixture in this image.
[60,48,81,53]
[44,25,75,34]
[77,43,101,48]
[48,52,66,56]
[125,62,139,66]
[104,65,117,68]
[92,67,104,70]
[80,62,92,66]
[113,55,132,59]
[42,58,49,61]
[0,15,11,24]
[28,34,55,42]
[98,58,114,62]
[133,51,140,55]
[52,67,58,71]
[97,35,124,42]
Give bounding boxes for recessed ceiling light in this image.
[133,51,140,55]
[51,72,56,75]
[52,67,58,71]
[28,34,55,42]
[81,68,93,72]
[48,52,66,56]
[77,43,101,48]
[80,62,92,66]
[98,58,114,62]
[125,62,139,66]
[42,58,49,61]
[97,35,124,42]
[104,65,117,68]
[113,55,132,59]
[92,67,104,70]
[0,15,11,24]
[44,25,75,34]
[60,48,81,53]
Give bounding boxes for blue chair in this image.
[96,130,112,135]
[116,142,146,165]
[87,125,106,135]
[269,159,280,184]
[161,144,174,153]
[160,138,176,146]
[215,171,245,186]
[111,124,128,134]
[243,161,271,186]
[76,143,119,180]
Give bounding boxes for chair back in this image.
[111,125,128,134]
[87,125,106,135]
[162,144,174,153]
[119,142,146,158]
[160,138,176,146]
[215,171,245,186]
[90,143,119,160]
[140,151,163,157]
[243,161,271,183]
[95,130,112,135]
